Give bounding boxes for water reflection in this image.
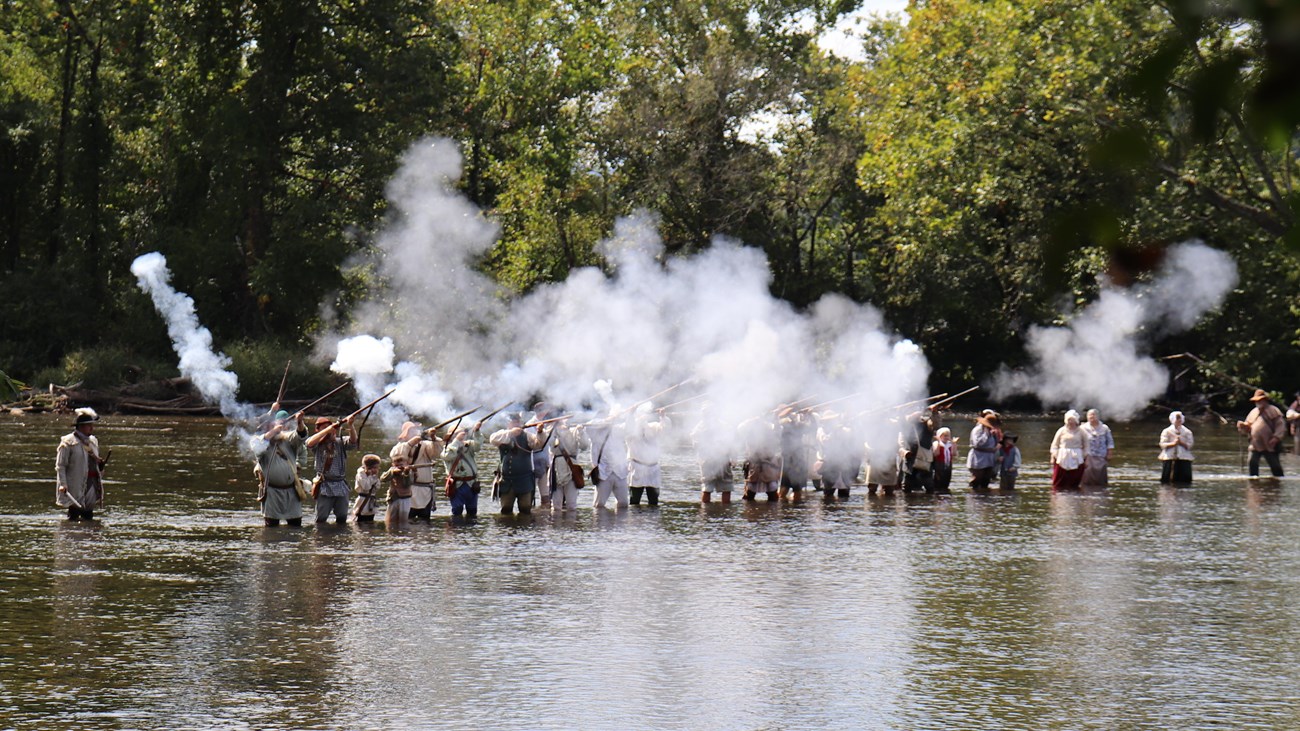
[2,413,1300,729]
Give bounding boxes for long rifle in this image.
[429,406,481,435]
[806,390,872,412]
[524,413,573,428]
[291,382,352,419]
[479,401,514,423]
[313,390,396,438]
[929,386,980,411]
[613,379,694,417]
[774,395,820,413]
[275,360,292,404]
[661,393,706,411]
[356,399,380,435]
[858,392,949,418]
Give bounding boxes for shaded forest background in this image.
[2,0,1299,407]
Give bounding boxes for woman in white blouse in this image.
[1049,409,1089,490]
[1158,411,1194,484]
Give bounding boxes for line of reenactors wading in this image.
[52,384,1298,525]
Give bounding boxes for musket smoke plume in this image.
[131,252,268,456]
[991,241,1238,419]
[331,137,932,465]
[130,252,248,420]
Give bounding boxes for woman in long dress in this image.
[1158,411,1194,484]
[1049,410,1089,490]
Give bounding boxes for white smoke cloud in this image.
[130,252,246,419]
[991,241,1238,419]
[131,252,268,455]
[331,136,933,463]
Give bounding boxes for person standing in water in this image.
[56,408,107,521]
[1158,411,1194,484]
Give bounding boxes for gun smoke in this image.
[130,252,265,454]
[991,241,1238,419]
[327,137,930,465]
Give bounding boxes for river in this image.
[1,413,1298,730]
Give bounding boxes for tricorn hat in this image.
[72,407,100,427]
[397,421,423,441]
[1250,389,1272,402]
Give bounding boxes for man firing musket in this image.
[251,406,309,527]
[489,411,551,516]
[538,413,587,512]
[306,390,393,525]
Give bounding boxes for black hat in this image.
[73,408,100,427]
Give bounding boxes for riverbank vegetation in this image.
[2,0,1297,407]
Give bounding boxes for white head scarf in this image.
[1064,409,1081,426]
[1169,410,1184,425]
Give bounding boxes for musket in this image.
[291,382,352,419]
[275,360,292,404]
[660,393,706,411]
[773,395,820,413]
[357,400,380,434]
[612,379,695,417]
[429,406,481,434]
[315,390,396,436]
[479,401,514,423]
[524,413,573,428]
[858,393,948,418]
[805,390,873,412]
[929,386,980,410]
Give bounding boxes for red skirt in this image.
[1052,463,1084,490]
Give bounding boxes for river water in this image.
[1,413,1299,730]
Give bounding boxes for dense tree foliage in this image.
[1,0,1297,404]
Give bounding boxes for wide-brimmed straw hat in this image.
[1250,389,1272,402]
[397,421,423,441]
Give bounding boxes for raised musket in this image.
[928,386,980,411]
[291,382,352,420]
[314,390,396,437]
[275,360,292,404]
[524,414,574,429]
[427,406,481,437]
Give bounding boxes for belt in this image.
[631,458,658,467]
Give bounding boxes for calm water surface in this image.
[1,413,1299,730]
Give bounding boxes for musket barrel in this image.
[430,406,480,433]
[524,414,573,428]
[275,360,292,404]
[292,381,352,418]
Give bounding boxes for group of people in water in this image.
[51,387,1300,524]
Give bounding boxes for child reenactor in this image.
[352,454,382,522]
[382,452,413,528]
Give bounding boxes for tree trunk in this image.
[48,22,80,265]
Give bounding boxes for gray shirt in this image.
[313,436,354,497]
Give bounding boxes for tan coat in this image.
[1240,403,1286,453]
[55,431,101,508]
